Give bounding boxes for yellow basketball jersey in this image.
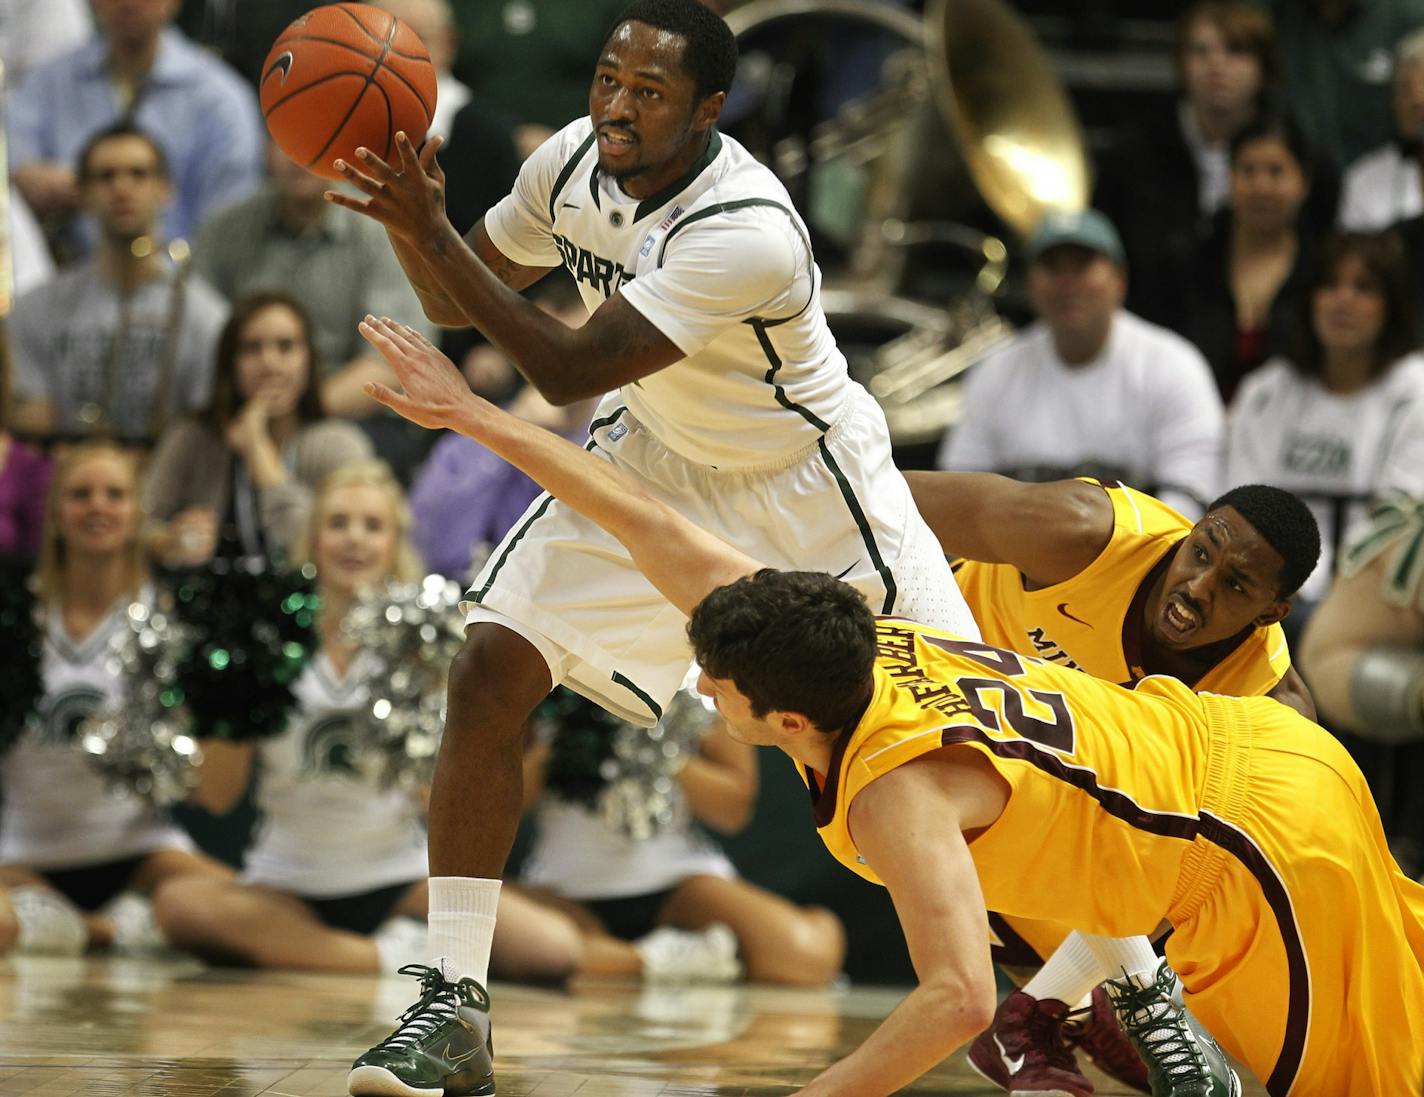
[805,617,1234,940]
[951,480,1290,694]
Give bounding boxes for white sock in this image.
[427,876,501,986]
[1079,933,1160,986]
[1021,931,1105,1005]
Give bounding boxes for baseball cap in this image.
[1025,208,1125,267]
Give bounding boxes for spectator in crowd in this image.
[1298,496,1424,872]
[154,460,582,981]
[937,209,1224,519]
[141,292,372,570]
[1096,0,1276,328]
[439,97,524,241]
[0,442,232,957]
[1339,28,1424,230]
[1181,115,1319,401]
[518,688,846,986]
[409,277,594,579]
[1244,0,1424,169]
[0,347,52,561]
[448,0,631,158]
[8,124,229,447]
[372,0,471,143]
[6,0,263,257]
[1224,231,1424,615]
[0,0,91,86]
[192,144,433,423]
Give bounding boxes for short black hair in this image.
[688,570,876,733]
[1207,485,1321,599]
[76,120,170,182]
[604,0,738,100]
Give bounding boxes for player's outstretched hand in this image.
[359,315,488,432]
[326,132,448,242]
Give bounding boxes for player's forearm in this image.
[450,396,759,616]
[799,981,991,1097]
[423,223,612,404]
[387,230,468,326]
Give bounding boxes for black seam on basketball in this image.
[333,3,386,45]
[266,35,434,123]
[262,72,376,121]
[372,78,395,160]
[305,19,396,170]
[328,3,434,103]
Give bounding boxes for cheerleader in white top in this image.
[0,443,230,955]
[154,460,582,978]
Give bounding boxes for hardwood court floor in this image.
[0,956,1267,1096]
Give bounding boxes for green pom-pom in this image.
[169,562,319,741]
[0,557,42,756]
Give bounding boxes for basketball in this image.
[259,3,438,181]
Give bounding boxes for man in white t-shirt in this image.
[1339,27,1424,231]
[939,209,1225,519]
[326,2,979,1093]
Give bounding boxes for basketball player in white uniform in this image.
[329,3,977,1092]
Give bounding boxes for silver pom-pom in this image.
[598,687,718,840]
[341,575,465,790]
[80,599,203,806]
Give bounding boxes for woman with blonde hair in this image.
[155,460,582,979]
[0,442,230,955]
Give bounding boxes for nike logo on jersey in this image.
[1056,602,1093,628]
[833,562,857,580]
[552,233,633,297]
[994,1033,1026,1073]
[560,201,580,210]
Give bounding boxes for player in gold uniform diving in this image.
[356,315,1424,1097]
[905,472,1323,1093]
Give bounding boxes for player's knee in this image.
[449,625,553,735]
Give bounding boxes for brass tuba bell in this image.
[724,0,1091,447]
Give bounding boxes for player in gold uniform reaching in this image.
[906,472,1322,1094]
[356,315,1424,1097]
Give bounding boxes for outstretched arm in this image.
[905,471,1112,588]
[358,316,759,616]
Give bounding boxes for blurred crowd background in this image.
[2,0,1424,986]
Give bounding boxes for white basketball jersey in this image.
[0,597,192,869]
[484,120,852,467]
[243,650,428,897]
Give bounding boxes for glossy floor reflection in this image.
[0,957,1266,1096]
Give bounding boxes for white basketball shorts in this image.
[463,386,980,724]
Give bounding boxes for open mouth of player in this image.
[1161,594,1201,640]
[598,128,638,157]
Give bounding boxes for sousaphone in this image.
[724,0,1091,446]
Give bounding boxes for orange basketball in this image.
[260,3,437,181]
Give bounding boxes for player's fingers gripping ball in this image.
[260,3,437,181]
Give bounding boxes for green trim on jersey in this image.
[749,319,831,432]
[547,132,599,223]
[587,129,724,220]
[817,437,897,614]
[611,671,664,722]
